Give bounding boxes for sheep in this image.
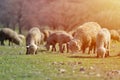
[45,31,73,53]
[26,43,38,55]
[68,28,80,37]
[71,22,101,54]
[0,28,22,46]
[40,32,45,44]
[110,30,120,41]
[67,39,80,53]
[26,27,42,55]
[18,34,25,40]
[96,28,111,58]
[117,30,120,35]
[42,29,53,41]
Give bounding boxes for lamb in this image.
[0,28,22,46]
[45,31,73,53]
[26,27,42,55]
[96,28,111,58]
[70,22,101,54]
[110,30,120,41]
[96,47,109,58]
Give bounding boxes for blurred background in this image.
[0,0,120,34]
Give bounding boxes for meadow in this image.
[0,41,120,80]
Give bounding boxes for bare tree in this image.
[1,0,120,32]
[38,0,92,31]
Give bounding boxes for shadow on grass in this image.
[68,54,119,59]
[68,55,97,59]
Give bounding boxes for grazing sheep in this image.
[71,22,101,54]
[110,30,120,41]
[45,31,73,53]
[67,39,80,53]
[96,47,109,58]
[26,27,42,55]
[0,28,22,46]
[96,28,111,58]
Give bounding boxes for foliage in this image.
[0,0,120,33]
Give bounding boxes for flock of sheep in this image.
[0,22,120,58]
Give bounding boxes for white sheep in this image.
[26,27,42,55]
[71,22,101,54]
[96,28,111,58]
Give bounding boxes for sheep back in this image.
[0,28,22,45]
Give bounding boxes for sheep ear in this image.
[26,46,30,48]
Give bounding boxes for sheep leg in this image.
[1,40,5,45]
[52,45,56,52]
[103,53,105,58]
[66,43,69,53]
[54,45,56,51]
[107,42,110,57]
[88,46,92,54]
[26,49,29,55]
[59,44,63,53]
[97,53,99,58]
[9,40,11,46]
[93,45,96,54]
[82,47,86,54]
[51,45,54,51]
[35,49,38,54]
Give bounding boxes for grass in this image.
[0,41,120,80]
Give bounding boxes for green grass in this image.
[0,41,120,80]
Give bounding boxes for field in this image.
[0,41,120,80]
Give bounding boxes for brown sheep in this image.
[110,30,120,41]
[45,31,73,53]
[0,28,22,46]
[26,27,42,55]
[71,22,101,54]
[96,28,111,58]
